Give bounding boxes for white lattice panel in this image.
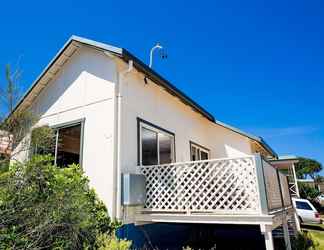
[140,157,260,214]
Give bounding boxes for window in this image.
[138,119,175,166]
[32,121,83,168]
[55,124,82,167]
[296,201,313,211]
[190,141,210,161]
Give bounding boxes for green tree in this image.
[0,155,127,249]
[295,157,322,180]
[0,64,56,171]
[0,64,21,117]
[299,183,320,200]
[0,63,29,169]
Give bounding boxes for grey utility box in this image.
[122,173,146,206]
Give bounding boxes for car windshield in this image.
[296,201,313,210]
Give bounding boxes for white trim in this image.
[140,155,255,168]
[135,213,274,225]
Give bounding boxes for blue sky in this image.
[0,0,323,172]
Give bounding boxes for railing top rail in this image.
[139,155,255,168]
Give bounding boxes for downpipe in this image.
[115,59,133,220]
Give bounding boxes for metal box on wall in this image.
[122,173,146,205]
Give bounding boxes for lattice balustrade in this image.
[140,156,260,214]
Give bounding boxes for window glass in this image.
[191,146,198,161]
[159,133,172,164]
[56,124,81,167]
[30,126,56,156]
[190,143,209,161]
[200,151,209,160]
[140,122,174,166]
[31,123,82,168]
[141,127,158,165]
[296,201,313,210]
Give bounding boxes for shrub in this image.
[0,155,121,249]
[299,183,320,200]
[292,231,319,250]
[94,233,131,250]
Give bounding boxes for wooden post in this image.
[283,218,292,250]
[294,211,301,232]
[261,224,274,250]
[292,163,300,197]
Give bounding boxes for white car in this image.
[316,194,324,206]
[292,198,321,224]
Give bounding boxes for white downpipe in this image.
[115,60,133,220]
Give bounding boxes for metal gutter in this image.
[269,155,299,163]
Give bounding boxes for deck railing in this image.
[140,156,261,214]
[139,155,292,216]
[262,159,292,212]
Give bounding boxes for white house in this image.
[12,36,300,250]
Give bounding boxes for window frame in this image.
[137,118,175,166]
[189,141,210,161]
[51,118,85,167]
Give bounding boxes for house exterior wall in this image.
[16,47,118,216]
[12,47,254,220]
[119,68,253,174]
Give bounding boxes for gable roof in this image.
[12,35,277,158]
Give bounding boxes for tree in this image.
[0,63,27,167]
[0,155,128,249]
[0,64,21,117]
[0,64,55,170]
[295,157,322,180]
[299,183,320,200]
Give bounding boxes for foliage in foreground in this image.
[0,155,130,249]
[293,231,319,250]
[94,233,131,250]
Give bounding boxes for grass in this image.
[302,223,324,249]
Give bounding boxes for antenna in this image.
[149,42,167,68]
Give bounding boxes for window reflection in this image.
[159,133,172,164]
[140,123,174,166]
[56,124,81,167]
[141,127,158,165]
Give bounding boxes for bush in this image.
[94,233,131,250]
[292,231,319,250]
[299,183,320,200]
[0,155,123,249]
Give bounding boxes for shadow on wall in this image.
[117,223,274,250]
[34,47,116,118]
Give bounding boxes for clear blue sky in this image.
[1,0,323,172]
